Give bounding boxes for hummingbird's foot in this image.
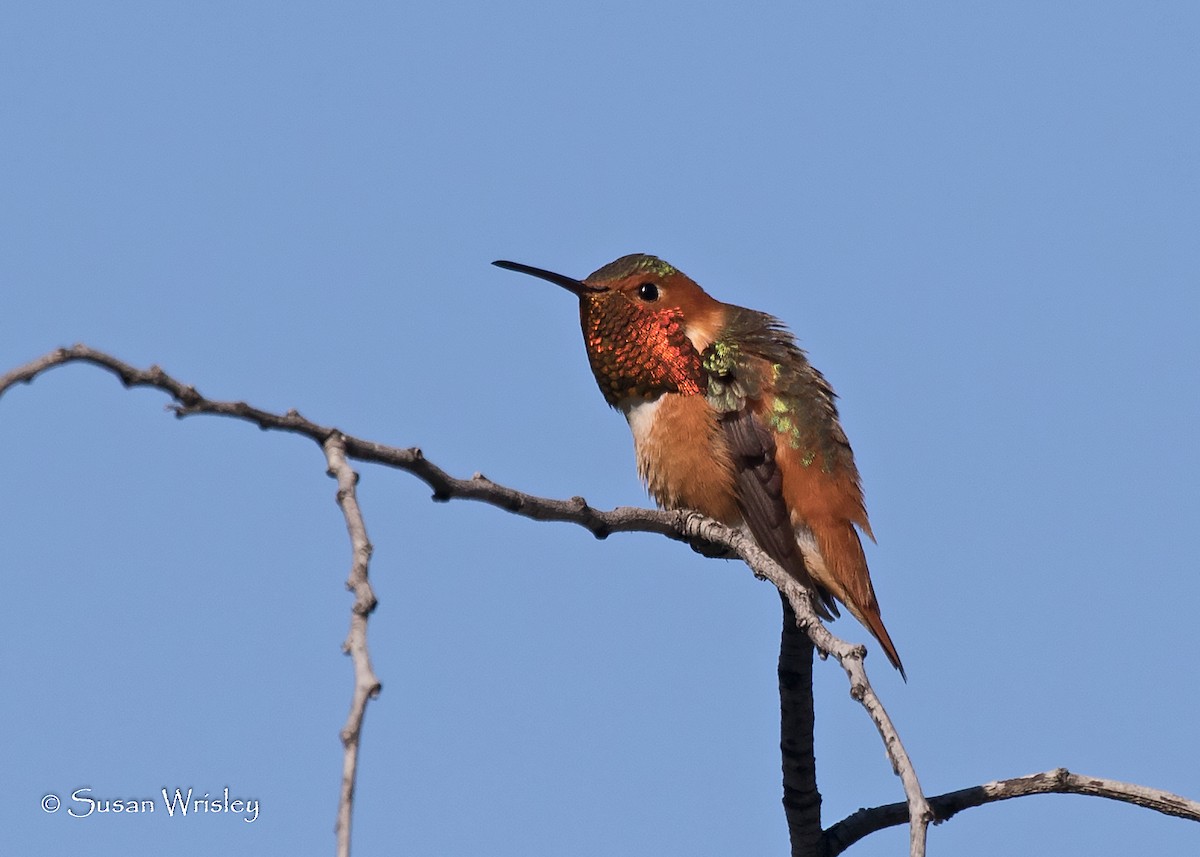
[689,535,738,560]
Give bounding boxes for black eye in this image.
[636,282,659,302]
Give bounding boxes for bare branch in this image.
[16,346,1194,855]
[0,346,754,546]
[325,434,381,857]
[823,768,1200,855]
[3,345,934,854]
[3,345,931,846]
[778,593,822,856]
[764,572,931,856]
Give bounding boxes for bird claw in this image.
[690,536,738,560]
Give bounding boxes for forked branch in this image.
[5,345,1197,857]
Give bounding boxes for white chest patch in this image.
[621,397,664,449]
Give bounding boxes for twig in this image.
[823,767,1200,855]
[325,434,381,857]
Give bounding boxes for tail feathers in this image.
[849,600,906,681]
[800,520,906,680]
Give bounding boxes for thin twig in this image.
[324,434,381,857]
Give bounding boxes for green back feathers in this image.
[702,306,854,474]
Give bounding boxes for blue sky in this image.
[1,3,1197,855]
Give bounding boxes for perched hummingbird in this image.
[493,254,904,678]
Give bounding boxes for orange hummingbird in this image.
[494,254,904,677]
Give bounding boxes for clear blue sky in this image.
[2,3,1197,855]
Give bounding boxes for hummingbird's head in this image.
[493,254,723,407]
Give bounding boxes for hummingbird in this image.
[493,254,904,678]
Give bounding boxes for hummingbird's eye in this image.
[636,282,659,302]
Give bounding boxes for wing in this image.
[703,330,838,619]
[718,404,839,620]
[703,309,905,676]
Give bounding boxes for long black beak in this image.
[492,260,605,295]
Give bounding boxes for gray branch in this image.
[5,345,1196,855]
[823,767,1200,855]
[324,435,381,857]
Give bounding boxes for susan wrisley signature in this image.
[52,787,260,822]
